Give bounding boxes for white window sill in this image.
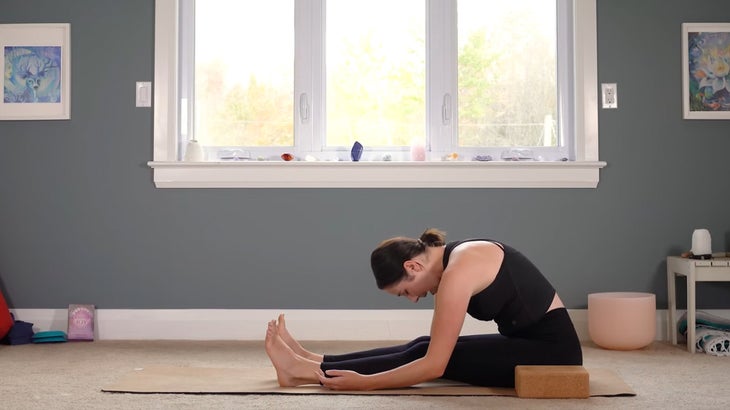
[147,160,607,188]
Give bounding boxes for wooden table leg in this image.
[667,265,677,345]
[687,268,696,353]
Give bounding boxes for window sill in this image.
[147,160,607,188]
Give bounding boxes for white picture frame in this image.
[682,22,730,120]
[0,23,71,120]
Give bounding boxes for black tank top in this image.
[442,239,555,336]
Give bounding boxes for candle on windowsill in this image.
[410,138,426,161]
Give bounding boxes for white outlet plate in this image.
[601,83,617,109]
[136,81,152,107]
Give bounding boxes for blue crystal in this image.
[350,141,364,161]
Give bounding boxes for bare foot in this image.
[276,314,324,361]
[265,320,321,387]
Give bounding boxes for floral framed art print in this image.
[0,23,71,120]
[682,23,730,119]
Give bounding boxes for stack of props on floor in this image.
[1,314,34,345]
[32,330,67,343]
[679,311,730,356]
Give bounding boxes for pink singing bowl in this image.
[588,292,656,350]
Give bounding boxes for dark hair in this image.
[370,228,447,289]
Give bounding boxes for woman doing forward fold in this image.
[265,228,582,390]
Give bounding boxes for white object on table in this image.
[690,229,712,257]
[667,256,730,353]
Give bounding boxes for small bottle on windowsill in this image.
[410,138,426,161]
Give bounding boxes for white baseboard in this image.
[10,308,726,342]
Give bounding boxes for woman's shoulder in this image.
[442,240,505,294]
[443,239,504,269]
[449,239,504,253]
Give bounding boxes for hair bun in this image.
[419,228,446,247]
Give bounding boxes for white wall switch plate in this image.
[601,83,617,109]
[136,81,152,107]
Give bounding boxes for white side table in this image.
[667,256,730,353]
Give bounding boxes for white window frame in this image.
[148,0,605,188]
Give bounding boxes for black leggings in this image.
[320,308,582,387]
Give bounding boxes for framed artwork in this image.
[682,23,730,120]
[0,23,71,120]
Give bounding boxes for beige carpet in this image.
[1,340,728,409]
[102,366,634,396]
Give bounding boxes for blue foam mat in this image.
[32,330,68,343]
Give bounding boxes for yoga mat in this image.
[102,366,635,397]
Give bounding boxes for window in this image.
[149,0,605,188]
[183,0,295,149]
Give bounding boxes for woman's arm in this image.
[318,281,470,390]
[319,242,504,390]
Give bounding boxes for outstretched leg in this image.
[276,314,324,361]
[320,336,431,375]
[264,320,322,387]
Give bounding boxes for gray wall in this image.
[1,0,729,310]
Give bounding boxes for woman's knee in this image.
[403,337,430,360]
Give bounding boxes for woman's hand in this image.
[316,369,373,391]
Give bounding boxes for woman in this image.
[265,228,582,390]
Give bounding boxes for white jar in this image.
[691,228,712,257]
[184,140,205,161]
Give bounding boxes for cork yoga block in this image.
[514,365,590,399]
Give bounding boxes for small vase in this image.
[184,140,205,161]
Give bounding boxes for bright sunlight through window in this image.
[149,0,605,188]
